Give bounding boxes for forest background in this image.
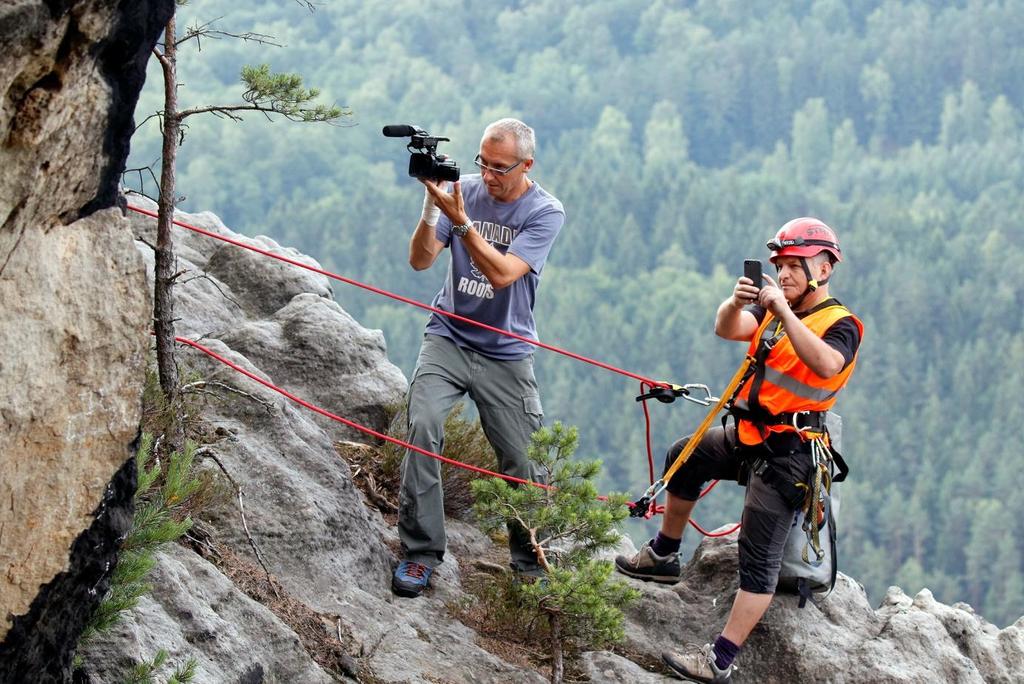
[126,0,1024,627]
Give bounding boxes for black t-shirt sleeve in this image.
[822,317,862,369]
[746,304,768,324]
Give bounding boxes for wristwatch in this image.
[451,222,472,238]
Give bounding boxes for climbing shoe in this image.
[391,560,433,598]
[614,540,681,584]
[662,643,736,683]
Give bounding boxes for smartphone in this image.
[744,259,762,290]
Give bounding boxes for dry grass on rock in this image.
[186,533,362,681]
[336,402,498,520]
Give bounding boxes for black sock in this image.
[650,531,681,556]
[713,634,740,670]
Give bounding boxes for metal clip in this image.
[629,480,666,518]
[679,384,720,407]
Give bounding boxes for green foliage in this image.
[125,649,198,684]
[76,435,206,675]
[239,64,346,122]
[471,422,639,666]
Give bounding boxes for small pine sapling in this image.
[75,434,203,680]
[471,422,639,684]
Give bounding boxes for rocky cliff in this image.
[0,1,173,681]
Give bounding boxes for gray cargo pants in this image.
[398,334,544,570]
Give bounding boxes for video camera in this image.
[382,124,460,182]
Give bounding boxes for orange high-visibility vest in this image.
[736,301,864,445]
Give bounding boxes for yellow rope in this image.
[661,354,756,484]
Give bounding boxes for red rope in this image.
[128,203,666,389]
[128,202,739,536]
[175,336,552,491]
[176,335,738,534]
[689,480,742,537]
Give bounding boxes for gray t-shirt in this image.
[424,174,565,360]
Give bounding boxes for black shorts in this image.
[662,425,813,594]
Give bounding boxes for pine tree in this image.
[471,422,639,684]
[147,2,347,448]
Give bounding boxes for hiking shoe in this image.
[391,560,433,598]
[662,643,736,683]
[614,540,681,584]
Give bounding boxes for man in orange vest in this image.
[615,218,863,682]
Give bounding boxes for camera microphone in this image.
[382,124,421,137]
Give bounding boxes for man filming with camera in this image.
[392,118,565,598]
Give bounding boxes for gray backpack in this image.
[776,412,847,607]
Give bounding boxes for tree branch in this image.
[152,45,170,71]
[177,18,283,49]
[538,522,588,550]
[177,271,244,311]
[121,165,160,201]
[529,526,552,571]
[179,379,274,413]
[176,104,260,122]
[196,447,279,598]
[177,102,350,125]
[134,112,163,134]
[135,235,157,252]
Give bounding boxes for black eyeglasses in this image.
[474,154,523,176]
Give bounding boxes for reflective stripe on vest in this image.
[737,302,863,445]
[761,366,840,403]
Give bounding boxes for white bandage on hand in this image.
[421,188,441,227]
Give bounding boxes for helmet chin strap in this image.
[792,257,830,310]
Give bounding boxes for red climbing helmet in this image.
[767,217,842,264]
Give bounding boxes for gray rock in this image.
[129,198,343,322]
[172,338,396,600]
[78,546,336,683]
[219,292,407,441]
[204,235,334,318]
[0,1,166,665]
[580,651,671,682]
[338,584,547,684]
[617,529,1024,683]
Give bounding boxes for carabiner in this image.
[680,384,720,407]
[791,410,811,433]
[629,480,666,518]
